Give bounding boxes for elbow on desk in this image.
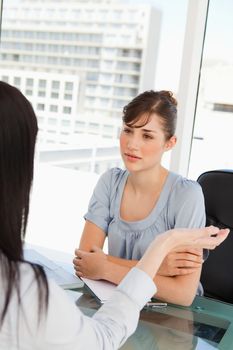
[176,291,196,307]
[163,290,196,307]
[179,297,194,307]
[154,292,195,307]
[154,275,198,306]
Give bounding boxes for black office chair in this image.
[197,170,233,304]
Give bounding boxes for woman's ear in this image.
[165,135,177,151]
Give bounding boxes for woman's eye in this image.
[143,134,153,139]
[123,128,131,134]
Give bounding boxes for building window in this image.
[63,106,71,114]
[61,120,70,127]
[64,93,72,100]
[26,89,33,96]
[2,76,8,82]
[26,78,33,87]
[65,82,73,91]
[14,77,21,85]
[50,105,58,112]
[39,79,46,88]
[48,118,57,125]
[51,92,59,99]
[38,90,46,97]
[52,80,60,89]
[37,103,45,111]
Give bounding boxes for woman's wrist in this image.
[101,259,117,281]
[136,233,175,280]
[161,229,183,251]
[151,231,175,253]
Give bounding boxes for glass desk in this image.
[74,286,233,350]
[26,244,233,350]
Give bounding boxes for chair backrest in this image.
[197,170,233,303]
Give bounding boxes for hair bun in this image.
[159,90,177,106]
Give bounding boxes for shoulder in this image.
[100,167,126,182]
[19,263,79,323]
[167,173,206,227]
[22,268,84,344]
[19,262,38,295]
[171,173,203,200]
[98,167,127,190]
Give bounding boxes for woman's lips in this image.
[124,153,142,161]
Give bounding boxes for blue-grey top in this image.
[84,167,206,260]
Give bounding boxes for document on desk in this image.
[81,277,116,303]
[24,248,83,290]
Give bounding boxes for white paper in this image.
[24,248,83,289]
[81,277,116,303]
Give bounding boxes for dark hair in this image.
[0,81,48,327]
[122,90,177,140]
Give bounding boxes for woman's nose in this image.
[127,136,140,150]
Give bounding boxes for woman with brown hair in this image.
[74,90,207,306]
[0,81,229,349]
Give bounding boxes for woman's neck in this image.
[127,166,169,195]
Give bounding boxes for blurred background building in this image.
[0,0,232,252]
[0,0,160,174]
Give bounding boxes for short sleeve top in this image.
[84,167,206,260]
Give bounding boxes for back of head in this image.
[0,82,49,333]
[0,81,38,260]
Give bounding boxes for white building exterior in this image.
[0,0,161,141]
[0,69,81,145]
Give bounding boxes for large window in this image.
[188,0,233,179]
[0,0,188,251]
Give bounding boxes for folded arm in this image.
[74,221,203,306]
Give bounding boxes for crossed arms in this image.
[73,221,203,306]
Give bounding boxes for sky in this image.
[132,0,233,81]
[204,0,233,64]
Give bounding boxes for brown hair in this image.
[122,90,177,140]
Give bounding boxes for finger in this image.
[171,226,220,249]
[73,257,79,266]
[177,268,199,275]
[217,228,230,238]
[176,253,203,263]
[209,229,230,248]
[182,248,202,256]
[176,260,202,268]
[171,267,199,276]
[171,259,202,269]
[190,226,220,240]
[73,264,81,273]
[73,256,84,268]
[76,271,83,278]
[196,228,229,249]
[74,248,79,255]
[173,247,202,255]
[205,225,220,236]
[74,259,83,268]
[75,249,85,259]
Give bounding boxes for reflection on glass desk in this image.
[25,245,233,350]
[73,287,233,350]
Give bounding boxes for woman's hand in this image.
[157,247,203,277]
[136,226,229,281]
[73,246,107,280]
[168,226,230,251]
